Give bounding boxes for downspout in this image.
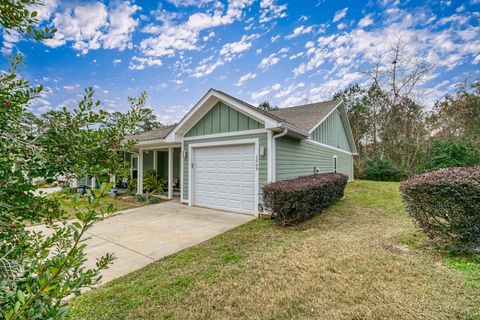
[271,128,288,182]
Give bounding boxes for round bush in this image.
[263,173,348,226]
[400,167,480,252]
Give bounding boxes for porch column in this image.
[137,150,143,194]
[110,174,116,184]
[91,176,96,190]
[168,147,173,199]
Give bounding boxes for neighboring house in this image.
[127,88,357,215]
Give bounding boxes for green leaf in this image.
[16,290,25,304]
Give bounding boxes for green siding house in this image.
[127,89,357,215]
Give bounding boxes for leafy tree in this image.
[428,78,480,145]
[103,102,163,133]
[0,0,55,39]
[0,2,145,319]
[258,100,278,111]
[424,138,480,172]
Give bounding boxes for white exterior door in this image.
[191,143,257,214]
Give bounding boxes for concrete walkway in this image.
[32,200,254,284]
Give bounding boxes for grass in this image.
[69,180,479,320]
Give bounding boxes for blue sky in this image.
[2,0,479,124]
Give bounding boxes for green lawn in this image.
[69,180,479,320]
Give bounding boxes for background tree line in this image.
[333,42,480,180]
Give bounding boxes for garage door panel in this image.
[192,143,256,213]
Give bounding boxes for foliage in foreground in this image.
[263,173,348,226]
[400,167,480,253]
[0,2,146,318]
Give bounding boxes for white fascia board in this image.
[304,139,355,155]
[165,89,281,142]
[337,102,358,154]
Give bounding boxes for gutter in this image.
[271,128,288,182]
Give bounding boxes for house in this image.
[127,88,357,215]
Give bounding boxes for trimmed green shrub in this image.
[364,155,401,181]
[425,138,480,172]
[400,167,480,253]
[263,173,348,226]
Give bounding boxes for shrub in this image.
[142,170,167,193]
[263,173,348,226]
[400,167,480,253]
[364,155,401,181]
[127,178,137,193]
[424,138,480,172]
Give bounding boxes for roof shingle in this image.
[266,100,341,132]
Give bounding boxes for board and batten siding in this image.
[311,109,351,152]
[185,101,264,137]
[182,133,268,202]
[276,136,353,181]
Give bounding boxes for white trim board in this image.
[304,139,355,155]
[188,138,259,216]
[183,128,267,141]
[166,90,279,142]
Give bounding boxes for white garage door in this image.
[192,143,256,214]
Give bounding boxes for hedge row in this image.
[400,167,480,253]
[263,173,348,226]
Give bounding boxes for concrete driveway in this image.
[32,200,254,284]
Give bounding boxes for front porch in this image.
[131,145,182,199]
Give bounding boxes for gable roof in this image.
[128,89,355,154]
[265,100,341,133]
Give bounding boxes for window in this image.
[333,155,337,173]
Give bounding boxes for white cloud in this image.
[288,8,479,107]
[139,0,254,58]
[274,82,305,99]
[220,34,258,60]
[357,14,374,27]
[102,1,141,51]
[155,105,189,124]
[129,56,162,70]
[259,53,280,70]
[44,1,140,54]
[333,7,348,23]
[166,0,216,7]
[236,72,257,86]
[337,23,347,30]
[289,52,304,60]
[285,25,313,39]
[30,0,58,22]
[272,83,281,90]
[271,35,280,42]
[190,58,224,78]
[259,0,287,23]
[113,59,122,65]
[251,88,270,100]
